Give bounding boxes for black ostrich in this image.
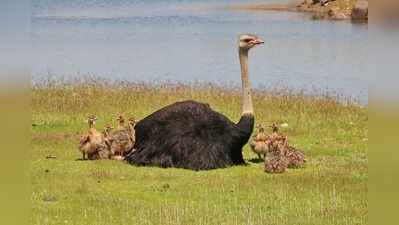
[126,34,264,170]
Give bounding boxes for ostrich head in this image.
[87,115,97,128]
[128,117,137,127]
[117,115,125,125]
[270,123,279,133]
[88,115,97,124]
[239,34,264,51]
[103,124,113,134]
[256,124,265,133]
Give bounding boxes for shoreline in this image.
[224,2,299,12]
[222,0,368,22]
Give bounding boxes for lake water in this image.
[32,0,369,103]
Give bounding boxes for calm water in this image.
[32,0,369,103]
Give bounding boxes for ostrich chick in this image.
[78,116,106,160]
[265,122,307,171]
[249,124,269,159]
[266,123,288,156]
[264,155,288,173]
[127,117,137,143]
[108,115,135,158]
[102,124,114,148]
[284,146,307,169]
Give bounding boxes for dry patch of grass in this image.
[223,0,360,21]
[297,0,358,19]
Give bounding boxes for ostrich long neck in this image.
[239,48,253,115]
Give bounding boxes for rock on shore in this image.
[297,0,368,22]
[351,0,368,21]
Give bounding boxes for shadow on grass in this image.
[248,158,264,163]
[75,158,87,161]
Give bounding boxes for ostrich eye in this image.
[243,38,253,43]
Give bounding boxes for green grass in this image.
[31,79,367,225]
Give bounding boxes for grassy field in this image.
[31,79,367,225]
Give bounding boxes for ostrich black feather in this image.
[125,100,254,170]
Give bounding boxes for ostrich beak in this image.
[254,38,264,45]
[249,37,264,45]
